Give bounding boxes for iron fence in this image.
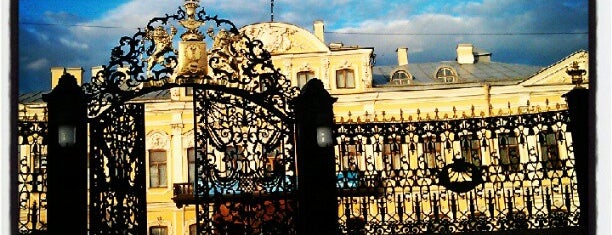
[334,110,579,234]
[16,114,48,234]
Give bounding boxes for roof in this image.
[522,49,588,82]
[372,61,542,86]
[18,89,171,104]
[18,91,46,104]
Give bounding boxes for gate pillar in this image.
[42,72,88,234]
[563,87,591,235]
[294,78,339,235]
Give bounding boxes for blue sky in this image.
[17,0,589,93]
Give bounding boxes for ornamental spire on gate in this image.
[83,0,299,119]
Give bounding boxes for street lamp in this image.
[58,125,76,147]
[316,126,333,147]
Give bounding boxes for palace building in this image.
[17,15,588,235]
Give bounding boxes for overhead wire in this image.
[20,21,588,36]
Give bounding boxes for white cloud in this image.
[26,58,49,70]
[59,38,89,50]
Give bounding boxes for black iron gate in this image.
[80,0,300,233]
[88,104,147,234]
[193,89,297,234]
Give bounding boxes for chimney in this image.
[313,20,325,43]
[456,43,475,64]
[396,47,408,66]
[51,67,83,89]
[91,66,103,80]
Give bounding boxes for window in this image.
[460,136,482,167]
[188,147,196,183]
[383,137,402,170]
[336,69,355,89]
[297,71,315,88]
[539,132,562,170]
[185,87,193,96]
[436,67,457,83]
[340,142,360,171]
[391,70,411,85]
[423,136,441,168]
[149,150,167,188]
[498,134,520,172]
[189,224,197,235]
[30,143,46,174]
[150,226,168,235]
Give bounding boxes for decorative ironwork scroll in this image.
[17,117,48,234]
[82,0,298,120]
[334,110,580,234]
[89,104,146,235]
[82,0,299,234]
[193,88,297,235]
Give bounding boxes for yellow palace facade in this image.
[17,20,588,234]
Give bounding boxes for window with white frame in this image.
[149,150,167,188]
[187,147,196,183]
[383,136,402,170]
[498,133,520,172]
[435,67,457,83]
[539,132,562,170]
[391,70,411,85]
[460,135,482,167]
[423,136,441,168]
[297,71,315,88]
[336,69,355,89]
[150,226,168,235]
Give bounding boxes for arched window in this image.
[297,71,315,88]
[436,67,457,83]
[336,69,355,89]
[391,70,411,85]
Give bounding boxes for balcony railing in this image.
[172,183,196,208]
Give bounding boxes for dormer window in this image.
[336,69,355,89]
[391,70,412,85]
[297,71,315,88]
[436,67,457,83]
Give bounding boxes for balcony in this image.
[172,172,385,208]
[172,183,196,208]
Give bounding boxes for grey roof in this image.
[372,61,542,86]
[18,89,171,104]
[18,91,46,104]
[131,89,171,101]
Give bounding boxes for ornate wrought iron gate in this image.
[88,104,147,234]
[80,0,299,233]
[193,89,297,234]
